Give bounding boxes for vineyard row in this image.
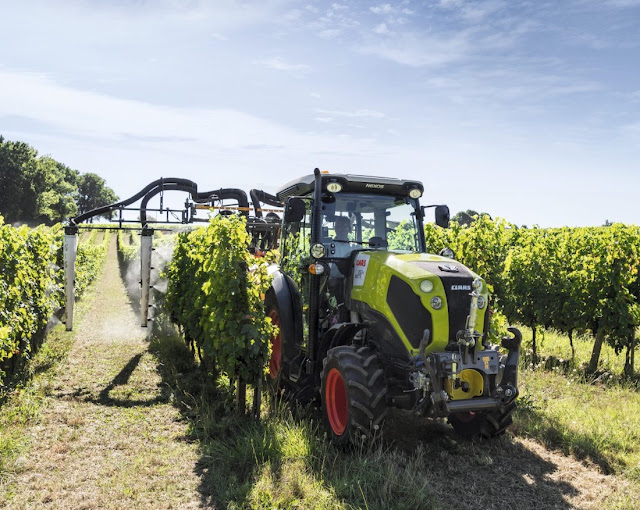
[424,218,640,374]
[0,216,109,390]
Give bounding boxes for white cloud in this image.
[370,4,394,15]
[435,0,508,23]
[210,32,229,41]
[358,31,475,67]
[622,121,640,139]
[306,2,361,39]
[438,0,465,8]
[374,23,391,35]
[424,67,602,106]
[318,28,342,39]
[0,70,414,200]
[602,0,640,7]
[0,71,384,157]
[315,108,385,119]
[262,57,311,72]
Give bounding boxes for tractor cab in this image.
[276,172,438,337]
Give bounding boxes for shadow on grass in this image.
[145,321,588,510]
[81,352,173,408]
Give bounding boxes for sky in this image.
[0,0,639,227]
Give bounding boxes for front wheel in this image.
[321,346,388,445]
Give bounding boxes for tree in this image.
[29,157,79,224]
[0,136,37,223]
[76,173,118,222]
[452,209,491,227]
[0,136,118,225]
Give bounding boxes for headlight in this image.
[420,280,434,293]
[310,243,326,259]
[430,296,442,310]
[326,182,343,193]
[472,278,483,292]
[477,295,486,309]
[409,187,422,199]
[439,247,454,259]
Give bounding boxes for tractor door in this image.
[280,197,313,350]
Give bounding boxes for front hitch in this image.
[499,327,522,400]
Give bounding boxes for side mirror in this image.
[284,197,306,223]
[435,205,450,228]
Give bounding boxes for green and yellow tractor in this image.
[265,169,521,444]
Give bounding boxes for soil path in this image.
[5,239,203,510]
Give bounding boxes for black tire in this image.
[448,402,516,439]
[321,345,388,445]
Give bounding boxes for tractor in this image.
[264,169,521,443]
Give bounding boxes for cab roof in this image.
[276,173,424,201]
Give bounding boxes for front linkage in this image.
[410,279,522,437]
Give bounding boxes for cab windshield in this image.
[322,193,420,257]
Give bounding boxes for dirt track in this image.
[3,239,202,509]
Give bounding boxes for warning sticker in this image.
[353,254,370,286]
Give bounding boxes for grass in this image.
[0,245,116,497]
[0,293,91,497]
[149,315,640,509]
[514,327,640,487]
[515,369,640,480]
[149,323,439,510]
[519,325,636,381]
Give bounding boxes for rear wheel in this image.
[265,298,284,393]
[321,346,388,445]
[448,402,516,439]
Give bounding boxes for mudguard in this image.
[267,268,303,379]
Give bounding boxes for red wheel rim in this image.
[268,310,281,380]
[326,368,347,435]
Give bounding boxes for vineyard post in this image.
[140,228,153,327]
[63,226,78,331]
[236,372,246,416]
[252,366,263,419]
